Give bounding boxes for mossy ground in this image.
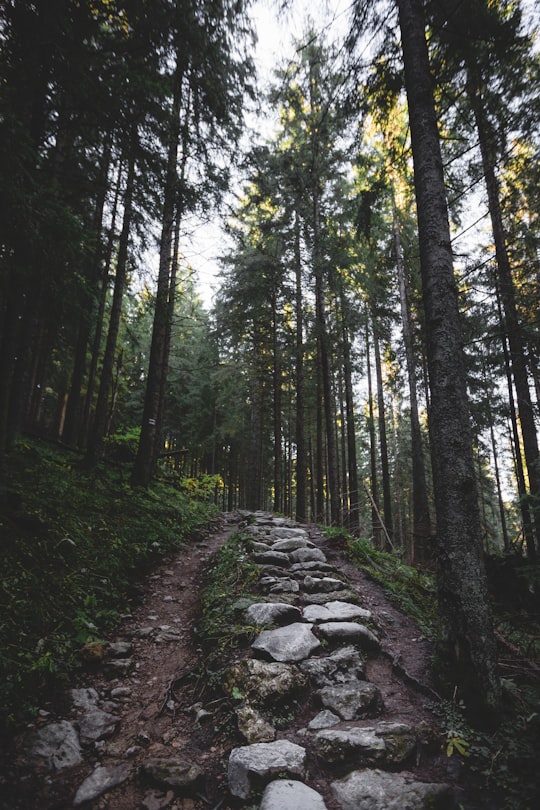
[0,438,217,729]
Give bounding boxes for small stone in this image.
[71,687,99,710]
[289,548,327,564]
[73,764,130,806]
[269,578,300,594]
[236,705,276,743]
[133,626,155,638]
[253,551,291,567]
[163,595,174,602]
[104,657,133,674]
[227,659,308,705]
[304,575,346,593]
[299,646,365,687]
[141,758,203,789]
[78,708,119,744]
[107,641,132,657]
[308,710,341,730]
[110,686,132,698]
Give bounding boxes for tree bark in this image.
[397,0,501,721]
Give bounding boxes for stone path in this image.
[225,512,459,809]
[4,511,466,809]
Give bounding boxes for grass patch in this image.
[325,527,437,637]
[0,437,217,729]
[197,530,260,673]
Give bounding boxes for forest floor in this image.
[0,512,532,809]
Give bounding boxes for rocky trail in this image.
[2,512,475,809]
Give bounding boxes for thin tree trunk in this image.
[62,137,111,445]
[85,135,137,465]
[392,186,432,561]
[468,74,539,557]
[294,210,307,522]
[366,322,381,547]
[397,0,501,721]
[80,157,123,448]
[373,325,393,549]
[132,62,184,487]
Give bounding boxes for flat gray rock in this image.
[289,547,327,564]
[272,537,312,552]
[331,769,455,810]
[260,779,328,810]
[228,740,306,799]
[299,646,365,687]
[26,720,83,771]
[270,527,308,540]
[245,602,302,626]
[251,541,273,553]
[304,589,359,605]
[252,623,321,662]
[269,578,300,594]
[141,757,203,789]
[73,764,130,806]
[78,708,119,744]
[316,722,416,766]
[254,551,291,567]
[303,601,372,623]
[290,561,335,573]
[318,682,383,720]
[303,576,347,593]
[317,621,380,650]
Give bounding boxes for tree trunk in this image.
[366,322,382,547]
[132,63,184,487]
[392,187,432,561]
[397,0,501,721]
[85,136,137,466]
[294,210,308,522]
[468,71,539,558]
[373,325,393,548]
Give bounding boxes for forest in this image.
[1,0,540,776]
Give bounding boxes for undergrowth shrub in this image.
[0,438,217,728]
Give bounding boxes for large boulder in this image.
[245,602,302,626]
[318,682,383,721]
[252,623,321,662]
[317,621,380,650]
[315,722,416,766]
[228,740,307,799]
[226,659,308,705]
[331,769,456,810]
[299,646,365,687]
[289,548,327,564]
[25,720,83,771]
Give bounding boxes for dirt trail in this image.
[2,513,475,809]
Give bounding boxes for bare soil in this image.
[2,516,481,809]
